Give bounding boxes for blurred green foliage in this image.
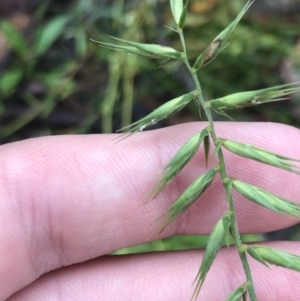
[1,0,299,142]
[0,0,299,251]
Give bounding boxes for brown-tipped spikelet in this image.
[192,0,254,70]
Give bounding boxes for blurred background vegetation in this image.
[1,0,300,253]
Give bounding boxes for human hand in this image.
[2,122,300,301]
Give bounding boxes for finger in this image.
[1,122,300,300]
[7,242,300,301]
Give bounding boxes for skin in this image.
[1,122,300,301]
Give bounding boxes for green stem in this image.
[178,30,257,301]
[102,54,122,133]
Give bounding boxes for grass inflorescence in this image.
[92,0,300,300]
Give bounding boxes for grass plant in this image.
[92,0,300,300]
